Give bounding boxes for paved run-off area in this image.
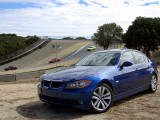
[0,69,160,120]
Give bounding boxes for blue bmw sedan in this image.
[38,49,158,113]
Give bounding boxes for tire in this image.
[148,74,158,93]
[91,83,113,113]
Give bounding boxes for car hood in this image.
[43,66,116,82]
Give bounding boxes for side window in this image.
[143,55,149,63]
[133,51,146,64]
[121,51,135,64]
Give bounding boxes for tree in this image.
[123,17,160,56]
[0,44,5,56]
[62,37,74,40]
[25,35,40,45]
[154,17,160,43]
[76,37,87,40]
[0,34,40,56]
[92,23,123,50]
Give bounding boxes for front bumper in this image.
[37,84,94,110]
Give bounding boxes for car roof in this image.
[94,48,140,53]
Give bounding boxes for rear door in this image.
[132,51,150,86]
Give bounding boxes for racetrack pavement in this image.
[0,40,93,75]
[0,40,92,72]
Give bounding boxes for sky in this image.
[0,0,159,37]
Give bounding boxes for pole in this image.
[56,45,57,71]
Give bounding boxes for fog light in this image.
[79,101,83,104]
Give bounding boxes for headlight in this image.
[65,80,92,89]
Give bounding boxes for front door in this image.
[117,51,139,93]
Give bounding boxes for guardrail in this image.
[0,39,50,66]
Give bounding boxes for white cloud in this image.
[0,0,159,36]
[0,0,49,3]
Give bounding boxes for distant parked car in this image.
[4,66,18,71]
[49,58,61,63]
[38,49,158,113]
[87,46,96,51]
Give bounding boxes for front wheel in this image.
[91,83,113,113]
[148,74,157,93]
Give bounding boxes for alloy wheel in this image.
[91,84,112,112]
[151,74,157,92]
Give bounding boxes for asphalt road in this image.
[0,40,92,71]
[63,43,103,62]
[44,43,104,67]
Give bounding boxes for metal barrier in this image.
[0,74,16,82]
[16,70,45,81]
[0,71,45,82]
[45,66,69,74]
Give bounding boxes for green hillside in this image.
[0,34,39,56]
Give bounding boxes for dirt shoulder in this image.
[0,68,160,120]
[152,50,160,65]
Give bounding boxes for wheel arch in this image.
[152,72,158,81]
[100,80,114,92]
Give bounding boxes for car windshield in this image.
[76,51,120,66]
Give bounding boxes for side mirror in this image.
[120,61,132,69]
